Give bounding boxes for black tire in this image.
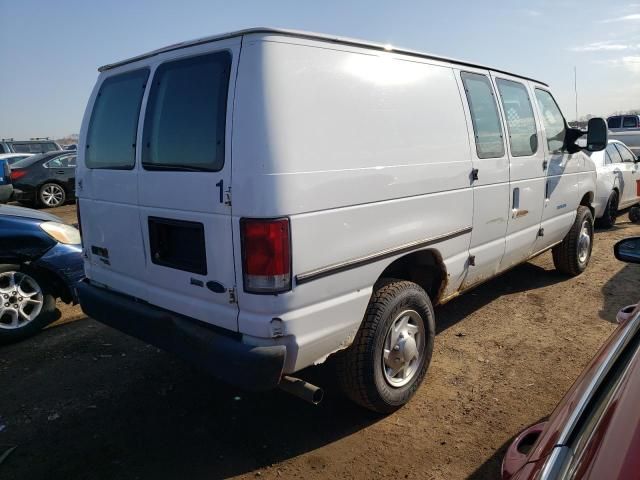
[0,265,58,344]
[38,183,66,208]
[552,206,594,276]
[595,191,618,229]
[630,206,640,224]
[336,279,435,414]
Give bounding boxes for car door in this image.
[44,153,76,192]
[614,142,640,207]
[492,74,546,271]
[531,88,581,251]
[455,69,509,288]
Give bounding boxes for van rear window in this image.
[86,69,149,169]
[142,51,231,172]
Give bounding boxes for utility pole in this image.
[574,66,578,123]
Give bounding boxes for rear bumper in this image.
[77,281,287,391]
[0,184,12,203]
[11,187,35,203]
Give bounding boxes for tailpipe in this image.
[279,375,324,405]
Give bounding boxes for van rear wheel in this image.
[552,206,593,276]
[336,280,435,414]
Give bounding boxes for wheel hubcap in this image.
[0,272,43,330]
[577,220,591,265]
[42,185,64,206]
[382,309,425,387]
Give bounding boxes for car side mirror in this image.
[614,237,640,264]
[586,117,607,152]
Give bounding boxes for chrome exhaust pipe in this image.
[279,375,324,405]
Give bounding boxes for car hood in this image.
[0,204,63,223]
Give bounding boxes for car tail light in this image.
[240,218,291,293]
[10,169,26,181]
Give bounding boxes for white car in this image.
[591,140,640,228]
[75,28,606,413]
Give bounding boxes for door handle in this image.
[512,208,529,218]
[511,187,528,218]
[56,170,65,174]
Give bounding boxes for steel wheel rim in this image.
[42,184,64,207]
[577,220,592,265]
[382,309,425,387]
[0,271,44,330]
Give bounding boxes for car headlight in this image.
[40,221,81,245]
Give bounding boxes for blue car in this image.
[0,204,84,342]
[0,159,12,204]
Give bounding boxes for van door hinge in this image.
[228,287,237,304]
[471,168,479,182]
[468,255,476,266]
[543,160,548,170]
[537,228,544,237]
[224,187,232,206]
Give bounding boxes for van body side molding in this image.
[295,226,472,285]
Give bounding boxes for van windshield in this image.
[142,51,231,172]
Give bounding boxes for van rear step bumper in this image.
[77,281,286,392]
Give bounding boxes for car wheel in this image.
[39,183,66,208]
[0,266,58,343]
[595,191,619,229]
[552,206,594,276]
[630,206,640,224]
[336,279,435,414]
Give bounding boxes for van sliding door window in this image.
[460,72,505,159]
[496,79,538,157]
[142,52,231,172]
[86,69,149,169]
[534,89,566,154]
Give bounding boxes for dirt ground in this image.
[1,204,639,480]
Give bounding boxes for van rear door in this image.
[78,40,240,332]
[137,45,239,331]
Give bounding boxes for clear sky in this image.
[1,0,639,139]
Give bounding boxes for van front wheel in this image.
[552,206,594,276]
[336,280,435,414]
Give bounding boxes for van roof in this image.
[98,27,549,87]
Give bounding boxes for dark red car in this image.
[503,236,640,480]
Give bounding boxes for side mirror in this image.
[614,237,640,264]
[586,117,607,152]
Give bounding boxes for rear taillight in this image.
[240,218,291,294]
[10,169,26,181]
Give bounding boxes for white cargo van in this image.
[77,28,608,413]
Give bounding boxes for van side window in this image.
[86,69,149,169]
[142,51,231,172]
[460,72,505,159]
[496,79,538,157]
[606,144,623,164]
[622,116,638,128]
[615,143,636,162]
[534,89,566,154]
[607,116,621,129]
